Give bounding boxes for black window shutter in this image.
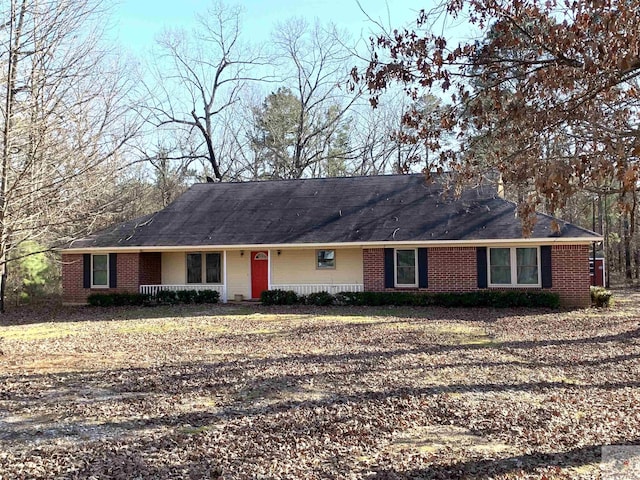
[540,246,552,288]
[477,247,488,289]
[83,254,91,289]
[384,248,394,289]
[109,253,117,288]
[418,248,428,288]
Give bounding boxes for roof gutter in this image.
[59,236,603,254]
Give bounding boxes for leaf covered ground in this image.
[0,292,639,479]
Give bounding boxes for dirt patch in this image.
[389,424,513,455]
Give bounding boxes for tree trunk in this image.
[624,213,632,281]
[0,0,26,313]
[603,193,610,287]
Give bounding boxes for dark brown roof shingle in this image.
[67,174,599,249]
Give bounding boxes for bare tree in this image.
[254,18,360,178]
[142,1,271,181]
[0,0,138,311]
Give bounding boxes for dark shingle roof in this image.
[67,174,599,249]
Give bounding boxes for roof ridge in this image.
[190,173,430,186]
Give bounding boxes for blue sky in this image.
[110,0,428,54]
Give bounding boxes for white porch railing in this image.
[140,284,225,301]
[270,284,364,295]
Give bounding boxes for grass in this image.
[0,322,81,340]
[116,321,228,335]
[0,294,639,479]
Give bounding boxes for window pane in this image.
[490,248,510,266]
[93,270,107,286]
[490,248,511,284]
[93,255,107,270]
[517,248,538,284]
[317,250,335,269]
[92,255,108,286]
[397,267,416,285]
[396,250,416,285]
[396,250,415,267]
[206,253,221,283]
[187,254,202,283]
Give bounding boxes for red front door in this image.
[251,251,269,299]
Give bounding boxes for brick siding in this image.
[62,252,162,304]
[362,245,591,307]
[549,244,591,307]
[428,247,477,292]
[61,254,86,305]
[363,248,385,292]
[139,252,162,285]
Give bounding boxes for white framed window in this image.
[91,254,109,288]
[395,249,417,287]
[316,250,335,269]
[187,252,222,284]
[488,247,540,287]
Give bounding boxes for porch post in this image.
[222,250,228,303]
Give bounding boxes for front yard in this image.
[0,293,639,479]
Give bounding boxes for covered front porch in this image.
[139,247,364,302]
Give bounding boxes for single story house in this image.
[61,174,601,307]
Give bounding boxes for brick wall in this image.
[61,254,86,305]
[116,253,140,292]
[62,252,162,304]
[363,248,385,291]
[362,245,591,307]
[139,252,162,285]
[550,244,590,307]
[428,247,477,292]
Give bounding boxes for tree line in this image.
[1,0,638,309]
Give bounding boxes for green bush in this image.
[88,289,218,307]
[590,286,613,308]
[87,292,151,307]
[156,289,219,305]
[176,289,196,304]
[156,289,179,305]
[87,293,114,307]
[303,291,335,306]
[194,289,220,304]
[128,293,152,306]
[111,293,131,306]
[335,290,559,308]
[260,289,298,305]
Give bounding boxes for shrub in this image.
[88,289,218,307]
[334,291,361,306]
[156,289,179,305]
[128,293,152,306]
[176,289,196,304]
[304,291,335,306]
[87,292,151,307]
[111,293,130,306]
[260,289,298,305]
[194,289,220,304]
[255,289,561,308]
[87,293,114,307]
[590,286,613,308]
[335,290,559,308]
